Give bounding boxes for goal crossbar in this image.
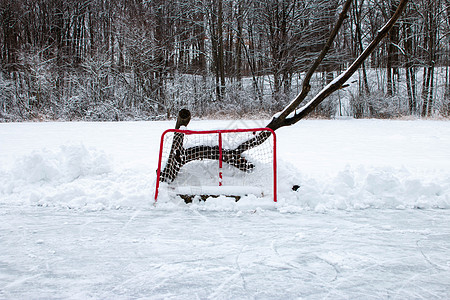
[154,128,277,202]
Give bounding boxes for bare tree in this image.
[402,2,419,115]
[160,0,409,183]
[207,0,226,101]
[420,0,441,117]
[267,0,408,130]
[3,0,425,122]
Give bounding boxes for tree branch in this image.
[159,0,409,185]
[267,0,408,130]
[267,0,353,130]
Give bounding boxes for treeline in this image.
[0,0,449,121]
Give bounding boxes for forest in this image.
[1,0,450,122]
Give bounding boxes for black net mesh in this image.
[157,129,275,197]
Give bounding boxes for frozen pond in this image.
[1,206,450,299]
[1,119,450,298]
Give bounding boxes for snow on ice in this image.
[1,119,450,298]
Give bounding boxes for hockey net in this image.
[154,128,277,202]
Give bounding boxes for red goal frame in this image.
[154,128,277,202]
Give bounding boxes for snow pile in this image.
[156,160,450,212]
[0,145,151,210]
[276,162,450,212]
[10,144,111,183]
[1,120,450,212]
[1,144,449,212]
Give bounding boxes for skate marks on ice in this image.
[1,207,450,299]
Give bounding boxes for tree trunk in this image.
[403,17,417,115]
[160,0,409,183]
[352,0,370,95]
[421,3,438,117]
[236,1,243,85]
[386,1,400,96]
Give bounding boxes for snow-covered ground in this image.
[1,119,450,299]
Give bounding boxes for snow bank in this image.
[157,160,450,212]
[10,145,111,183]
[2,145,448,212]
[276,161,450,212]
[1,120,449,212]
[0,145,152,210]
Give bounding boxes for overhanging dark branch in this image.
[267,0,353,131]
[267,0,409,130]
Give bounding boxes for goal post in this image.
[154,128,277,202]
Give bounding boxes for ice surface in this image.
[1,119,450,298]
[1,207,449,299]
